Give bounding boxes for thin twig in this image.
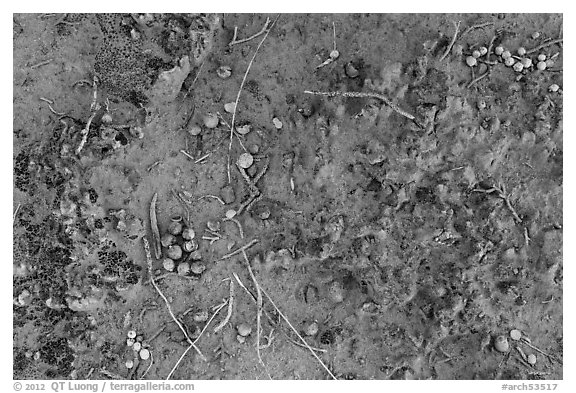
[198,195,225,205]
[100,369,123,380]
[194,153,211,163]
[13,203,21,224]
[439,21,461,61]
[139,352,154,380]
[221,239,259,260]
[224,217,245,239]
[39,97,66,116]
[460,21,494,37]
[149,193,162,259]
[527,38,563,55]
[259,284,337,380]
[195,300,228,341]
[30,59,53,69]
[519,339,562,364]
[180,150,195,160]
[214,281,235,333]
[75,112,97,155]
[304,90,416,121]
[166,345,193,380]
[227,15,279,183]
[467,69,491,88]
[242,250,271,379]
[229,17,272,46]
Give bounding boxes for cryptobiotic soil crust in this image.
[13,13,562,380]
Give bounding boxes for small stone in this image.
[203,113,219,129]
[472,50,481,58]
[132,342,142,352]
[272,117,283,129]
[101,113,113,125]
[548,84,560,92]
[545,59,555,68]
[167,245,183,260]
[127,330,137,339]
[537,61,547,71]
[527,353,537,365]
[220,185,235,204]
[327,281,345,303]
[510,329,522,341]
[125,359,134,369]
[258,206,271,220]
[537,53,546,62]
[521,58,532,68]
[190,262,206,275]
[194,310,210,323]
[189,250,202,260]
[477,99,487,110]
[465,56,477,67]
[188,125,202,136]
[236,124,251,135]
[206,219,221,232]
[494,335,510,353]
[344,62,360,78]
[237,323,252,337]
[225,209,237,219]
[126,338,135,347]
[502,50,512,59]
[305,321,319,336]
[479,46,488,56]
[216,65,232,79]
[505,57,515,67]
[182,228,195,240]
[495,46,504,56]
[177,262,190,276]
[517,47,527,56]
[163,258,175,272]
[139,348,150,360]
[161,233,176,247]
[513,62,524,72]
[237,153,254,169]
[168,221,183,236]
[224,102,236,113]
[532,31,541,40]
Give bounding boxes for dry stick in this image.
[75,112,97,155]
[100,369,123,380]
[467,69,491,88]
[13,203,21,224]
[227,15,279,183]
[460,21,494,37]
[439,20,461,61]
[180,150,195,160]
[30,59,53,69]
[198,195,225,205]
[527,38,563,55]
[519,339,562,364]
[241,250,271,380]
[139,352,154,379]
[221,239,259,260]
[229,17,271,46]
[149,193,162,259]
[166,345,193,381]
[304,90,416,122]
[259,284,337,380]
[143,238,206,363]
[214,280,235,333]
[40,97,66,116]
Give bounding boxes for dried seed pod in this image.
[136,335,143,342]
[203,113,219,129]
[495,46,504,56]
[161,233,176,248]
[216,65,232,79]
[479,46,488,56]
[162,258,175,272]
[237,153,254,169]
[537,61,547,71]
[502,50,512,59]
[224,102,236,113]
[126,338,135,347]
[329,50,340,60]
[545,59,555,68]
[125,359,134,369]
[188,125,202,136]
[510,329,522,341]
[101,113,113,125]
[531,31,541,39]
[477,100,487,110]
[527,353,537,365]
[168,221,183,236]
[548,84,560,92]
[258,206,271,220]
[344,62,360,78]
[494,335,510,352]
[237,335,246,344]
[194,310,209,322]
[472,50,481,58]
[189,250,202,261]
[248,144,260,154]
[225,209,237,219]
[505,57,515,67]
[206,219,221,232]
[177,262,190,276]
[139,348,150,360]
[236,124,251,135]
[182,227,195,240]
[237,323,252,337]
[465,56,477,67]
[305,321,319,336]
[127,330,137,339]
[521,58,532,68]
[517,47,527,56]
[183,240,198,252]
[537,53,546,62]
[132,342,142,352]
[272,117,283,129]
[167,245,183,260]
[190,262,206,275]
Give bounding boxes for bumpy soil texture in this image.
[13,13,563,380]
